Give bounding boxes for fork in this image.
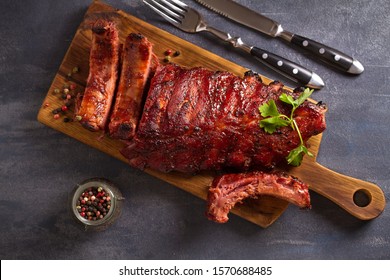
[143,0,324,89]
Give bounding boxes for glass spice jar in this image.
[71,178,124,231]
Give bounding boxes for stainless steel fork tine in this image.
[167,0,189,9]
[160,0,186,14]
[145,0,182,21]
[143,0,182,25]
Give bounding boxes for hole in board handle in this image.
[353,189,372,207]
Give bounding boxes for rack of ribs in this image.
[121,64,326,173]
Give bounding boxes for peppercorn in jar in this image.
[71,178,124,231]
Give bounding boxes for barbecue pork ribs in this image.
[121,64,326,173]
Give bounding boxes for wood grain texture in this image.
[37,0,385,227]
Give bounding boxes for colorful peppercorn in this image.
[52,108,61,114]
[75,186,112,221]
[46,68,83,122]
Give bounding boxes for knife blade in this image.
[195,0,364,74]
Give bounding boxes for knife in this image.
[195,0,364,74]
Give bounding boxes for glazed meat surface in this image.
[122,64,326,173]
[77,19,120,131]
[109,33,157,140]
[207,171,311,223]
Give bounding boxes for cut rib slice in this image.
[206,171,311,223]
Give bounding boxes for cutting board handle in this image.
[300,162,386,220]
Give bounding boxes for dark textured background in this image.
[1,0,389,259]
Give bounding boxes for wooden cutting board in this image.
[37,0,386,227]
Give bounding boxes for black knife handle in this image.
[290,34,364,74]
[250,46,324,89]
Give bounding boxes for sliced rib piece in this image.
[77,19,120,131]
[122,64,326,172]
[109,33,156,140]
[207,171,311,223]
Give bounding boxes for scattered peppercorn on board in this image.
[37,0,385,227]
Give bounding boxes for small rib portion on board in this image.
[37,1,385,227]
[207,171,311,223]
[76,19,120,131]
[109,33,157,140]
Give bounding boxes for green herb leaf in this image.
[259,99,279,117]
[259,116,290,134]
[286,145,313,166]
[295,88,313,108]
[258,88,316,166]
[279,93,295,106]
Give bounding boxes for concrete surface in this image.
[0,0,389,259]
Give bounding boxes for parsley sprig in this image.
[259,88,314,166]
